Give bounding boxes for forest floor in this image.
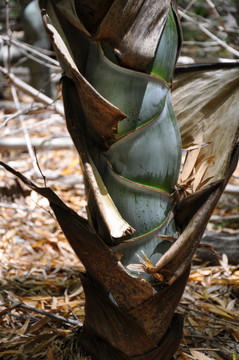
[0,78,238,360]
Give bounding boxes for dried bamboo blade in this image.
[173,65,239,184]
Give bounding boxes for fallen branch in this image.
[6,297,81,326]
[196,230,239,264]
[0,137,73,150]
[10,83,39,174]
[0,66,64,116]
[0,34,60,67]
[224,184,239,196]
[0,102,57,128]
[179,10,239,58]
[210,214,239,223]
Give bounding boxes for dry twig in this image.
[179,9,239,58]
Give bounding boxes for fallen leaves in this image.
[178,137,216,196]
[190,350,214,360]
[178,261,239,359]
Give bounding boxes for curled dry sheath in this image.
[1,0,238,359]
